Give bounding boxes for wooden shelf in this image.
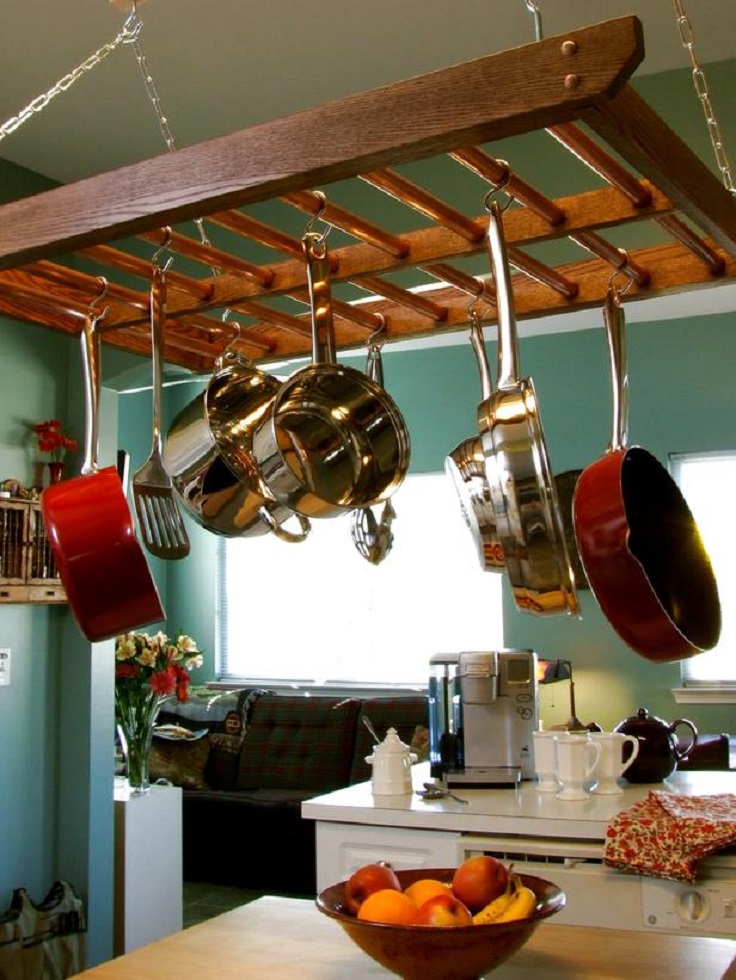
[0,15,734,371]
[0,498,67,604]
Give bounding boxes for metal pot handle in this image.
[670,718,699,760]
[303,232,336,365]
[257,506,311,544]
[603,287,630,453]
[486,200,520,391]
[80,312,102,477]
[468,308,493,400]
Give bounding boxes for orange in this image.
[357,888,420,925]
[404,878,451,909]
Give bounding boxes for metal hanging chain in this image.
[0,13,142,143]
[672,0,735,195]
[126,9,215,257]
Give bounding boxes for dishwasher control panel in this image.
[642,877,736,936]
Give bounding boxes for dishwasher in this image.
[460,833,736,937]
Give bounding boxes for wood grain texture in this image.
[0,17,643,269]
[71,896,736,979]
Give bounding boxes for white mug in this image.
[532,731,560,793]
[589,731,640,795]
[554,734,602,801]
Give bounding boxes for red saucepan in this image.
[573,288,720,662]
[42,312,165,642]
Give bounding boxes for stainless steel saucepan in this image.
[164,350,310,542]
[251,232,411,518]
[478,200,578,616]
[445,309,505,572]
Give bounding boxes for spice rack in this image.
[0,16,734,369]
[0,498,67,604]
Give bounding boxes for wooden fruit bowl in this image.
[316,867,565,980]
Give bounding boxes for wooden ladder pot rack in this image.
[0,14,734,372]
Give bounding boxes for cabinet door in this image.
[314,822,462,892]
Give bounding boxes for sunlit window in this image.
[218,472,504,688]
[671,451,736,686]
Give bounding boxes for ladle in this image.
[362,714,380,744]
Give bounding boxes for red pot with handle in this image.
[573,288,720,662]
[42,310,165,642]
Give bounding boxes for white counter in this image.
[302,762,736,841]
[303,764,736,936]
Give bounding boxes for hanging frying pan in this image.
[573,288,720,662]
[42,310,165,642]
[477,200,578,616]
[251,232,410,518]
[445,310,505,571]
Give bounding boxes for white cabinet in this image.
[314,822,462,892]
[114,783,182,955]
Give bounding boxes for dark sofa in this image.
[150,688,429,895]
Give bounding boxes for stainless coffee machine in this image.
[428,650,538,787]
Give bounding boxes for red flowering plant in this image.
[114,630,203,793]
[33,419,78,462]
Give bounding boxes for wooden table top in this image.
[73,896,736,979]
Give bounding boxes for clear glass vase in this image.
[115,688,165,796]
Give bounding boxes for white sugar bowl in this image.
[366,727,418,796]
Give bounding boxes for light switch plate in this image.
[0,648,10,686]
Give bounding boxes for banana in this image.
[472,877,514,925]
[494,875,538,923]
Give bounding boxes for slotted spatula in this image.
[132,261,190,560]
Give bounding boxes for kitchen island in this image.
[71,894,736,978]
[302,763,736,937]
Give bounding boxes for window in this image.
[218,472,503,689]
[671,451,736,687]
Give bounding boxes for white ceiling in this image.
[1,0,735,186]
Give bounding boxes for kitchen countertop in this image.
[71,895,736,979]
[302,763,736,841]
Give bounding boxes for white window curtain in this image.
[671,451,736,687]
[218,472,504,688]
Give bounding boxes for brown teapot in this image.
[613,707,698,783]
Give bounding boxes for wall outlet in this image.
[0,648,10,686]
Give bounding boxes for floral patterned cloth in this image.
[603,791,736,882]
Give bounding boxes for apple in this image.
[344,862,401,915]
[451,855,509,912]
[414,892,473,927]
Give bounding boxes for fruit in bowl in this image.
[316,860,566,980]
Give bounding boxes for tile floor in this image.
[183,881,310,929]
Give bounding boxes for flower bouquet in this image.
[33,419,78,484]
[114,630,203,794]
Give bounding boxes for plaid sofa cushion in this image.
[235,695,361,792]
[350,696,428,784]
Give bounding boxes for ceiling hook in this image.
[483,161,514,212]
[152,227,174,271]
[609,250,636,297]
[87,276,109,322]
[122,2,144,42]
[524,0,544,42]
[366,313,387,351]
[305,190,333,242]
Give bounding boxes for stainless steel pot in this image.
[478,200,578,616]
[251,233,411,518]
[164,353,310,542]
[445,309,504,572]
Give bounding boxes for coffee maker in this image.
[428,650,538,787]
